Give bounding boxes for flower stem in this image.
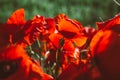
[113,0,120,6]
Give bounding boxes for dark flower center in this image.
[0,60,19,79]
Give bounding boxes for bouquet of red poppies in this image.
[0,8,119,80]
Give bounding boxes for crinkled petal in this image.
[55,14,83,34]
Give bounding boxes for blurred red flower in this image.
[0,9,46,47]
[90,13,120,79]
[45,14,87,71]
[54,14,87,47]
[0,9,26,47]
[0,45,54,80]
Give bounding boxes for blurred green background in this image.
[0,0,120,27]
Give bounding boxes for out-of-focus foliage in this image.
[0,0,120,26]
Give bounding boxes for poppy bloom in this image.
[0,9,26,48]
[54,14,87,47]
[0,9,46,47]
[90,13,120,79]
[0,9,54,80]
[0,45,54,80]
[0,9,26,45]
[90,30,120,79]
[46,14,87,71]
[47,33,75,69]
[6,8,26,43]
[50,13,87,49]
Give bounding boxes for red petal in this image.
[62,40,75,57]
[0,24,10,47]
[71,35,87,47]
[0,45,54,80]
[6,9,26,38]
[43,73,54,80]
[55,14,83,34]
[49,33,63,48]
[96,13,120,33]
[45,18,56,34]
[90,30,120,57]
[7,8,25,25]
[23,15,45,45]
[59,31,77,38]
[58,62,88,80]
[90,30,104,56]
[90,30,120,79]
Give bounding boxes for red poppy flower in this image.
[0,9,27,46]
[90,13,120,79]
[49,32,79,58]
[47,14,87,70]
[0,9,26,46]
[0,9,46,47]
[48,33,77,70]
[54,14,87,47]
[90,30,120,79]
[0,45,54,80]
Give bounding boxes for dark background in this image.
[0,0,120,27]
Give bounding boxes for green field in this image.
[0,0,120,27]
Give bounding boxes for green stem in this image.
[113,0,120,6]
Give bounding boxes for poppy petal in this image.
[55,14,83,34]
[96,13,120,33]
[45,18,56,34]
[49,33,63,48]
[7,8,25,25]
[72,35,87,47]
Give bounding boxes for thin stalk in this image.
[113,0,120,6]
